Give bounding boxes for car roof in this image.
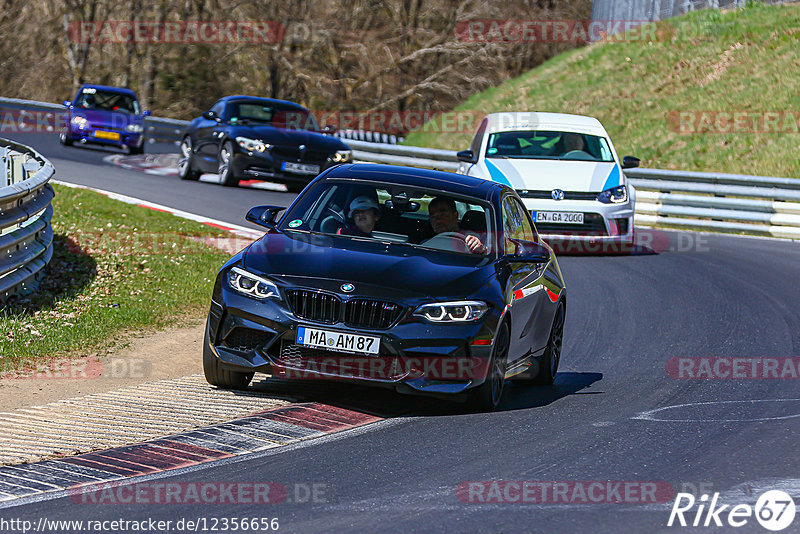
[484,112,609,137]
[220,95,308,110]
[324,164,505,201]
[79,84,137,97]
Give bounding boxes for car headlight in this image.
[71,116,88,130]
[331,150,352,163]
[235,136,270,153]
[413,301,488,323]
[597,185,628,204]
[126,124,143,133]
[227,267,280,300]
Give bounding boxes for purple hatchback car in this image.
[60,84,150,154]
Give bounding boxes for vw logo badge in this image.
[341,283,355,293]
[551,189,565,201]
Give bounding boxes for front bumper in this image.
[231,151,333,185]
[67,127,142,148]
[520,195,635,243]
[206,285,500,395]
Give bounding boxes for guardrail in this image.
[0,138,55,302]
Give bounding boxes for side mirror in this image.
[201,110,219,122]
[622,155,640,169]
[246,205,286,229]
[456,149,477,164]
[321,124,338,134]
[506,238,550,263]
[62,100,71,107]
[142,110,151,117]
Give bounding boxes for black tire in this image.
[178,136,201,181]
[202,326,254,389]
[128,144,144,155]
[59,131,73,146]
[534,302,565,385]
[218,140,239,187]
[466,322,509,412]
[511,302,565,386]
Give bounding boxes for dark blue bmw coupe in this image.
[203,164,566,411]
[178,95,351,190]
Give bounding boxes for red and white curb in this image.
[0,402,381,503]
[52,179,263,239]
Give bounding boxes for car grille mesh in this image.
[519,190,599,201]
[345,299,402,329]
[286,290,341,324]
[271,145,330,163]
[535,213,607,236]
[286,290,403,329]
[277,341,405,380]
[223,327,272,351]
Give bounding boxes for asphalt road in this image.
[2,127,800,533]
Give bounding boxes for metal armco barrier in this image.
[0,138,55,302]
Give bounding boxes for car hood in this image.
[242,232,495,298]
[230,125,348,151]
[482,158,624,192]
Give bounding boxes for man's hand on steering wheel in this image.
[463,234,486,254]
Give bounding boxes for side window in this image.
[502,197,535,253]
[469,118,488,157]
[512,198,536,242]
[211,101,225,119]
[502,197,522,254]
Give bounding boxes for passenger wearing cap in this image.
[338,196,381,237]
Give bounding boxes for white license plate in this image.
[296,327,380,355]
[282,162,320,175]
[534,211,584,224]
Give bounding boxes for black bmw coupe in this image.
[204,164,566,411]
[178,95,351,190]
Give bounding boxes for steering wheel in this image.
[325,207,346,224]
[319,207,347,234]
[562,150,594,161]
[422,232,469,253]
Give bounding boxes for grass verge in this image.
[0,184,233,374]
[405,2,800,178]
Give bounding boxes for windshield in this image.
[227,101,319,131]
[74,88,140,114]
[486,130,614,162]
[278,181,494,255]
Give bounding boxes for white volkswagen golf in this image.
[457,112,638,249]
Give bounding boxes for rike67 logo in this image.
[668,490,796,531]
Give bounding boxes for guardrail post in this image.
[0,147,8,186]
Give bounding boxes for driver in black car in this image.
[426,196,486,254]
